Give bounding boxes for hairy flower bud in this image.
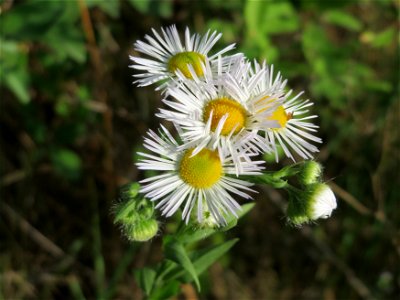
[287,183,337,226]
[114,183,158,242]
[125,219,159,242]
[298,160,323,185]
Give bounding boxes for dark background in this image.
[0,0,399,299]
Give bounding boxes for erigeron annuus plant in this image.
[114,25,337,297]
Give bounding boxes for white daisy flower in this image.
[157,57,284,172]
[251,61,322,162]
[129,25,238,90]
[136,125,264,226]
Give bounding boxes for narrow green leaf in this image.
[128,0,150,14]
[244,0,266,35]
[164,238,201,291]
[149,280,180,300]
[127,0,172,18]
[160,239,239,286]
[191,238,239,276]
[68,276,86,300]
[370,28,396,48]
[178,226,217,245]
[135,267,157,296]
[324,10,363,32]
[87,0,120,18]
[4,72,30,104]
[221,203,255,232]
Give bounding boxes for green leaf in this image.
[128,0,172,18]
[0,39,30,103]
[245,0,299,35]
[370,28,396,48]
[4,72,30,104]
[1,1,65,40]
[51,149,82,180]
[87,0,120,18]
[128,0,151,14]
[178,226,217,245]
[241,35,278,62]
[323,10,363,32]
[164,238,201,291]
[220,203,255,231]
[206,20,238,43]
[149,280,180,300]
[244,0,266,35]
[164,239,239,284]
[135,267,157,296]
[191,238,239,277]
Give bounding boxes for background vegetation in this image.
[0,0,399,299]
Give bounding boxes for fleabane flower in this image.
[136,125,264,226]
[157,58,284,172]
[129,25,238,90]
[286,183,337,226]
[251,61,322,162]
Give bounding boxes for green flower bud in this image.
[121,182,141,201]
[299,161,323,185]
[114,183,159,243]
[287,183,337,226]
[125,219,159,242]
[113,198,140,225]
[135,198,155,219]
[286,196,310,226]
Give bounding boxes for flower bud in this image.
[125,219,159,242]
[286,197,310,226]
[121,182,141,201]
[114,183,159,242]
[308,183,337,220]
[299,161,323,185]
[287,183,337,226]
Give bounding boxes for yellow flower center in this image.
[167,51,205,79]
[203,97,247,136]
[179,148,222,189]
[267,105,292,128]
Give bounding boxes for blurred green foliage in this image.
[0,0,398,299]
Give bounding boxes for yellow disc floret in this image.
[167,51,205,79]
[179,148,222,189]
[203,97,247,136]
[267,105,292,128]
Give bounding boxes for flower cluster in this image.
[128,25,336,230]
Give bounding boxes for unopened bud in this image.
[287,183,337,226]
[308,183,337,220]
[125,219,159,242]
[299,161,322,185]
[121,182,141,200]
